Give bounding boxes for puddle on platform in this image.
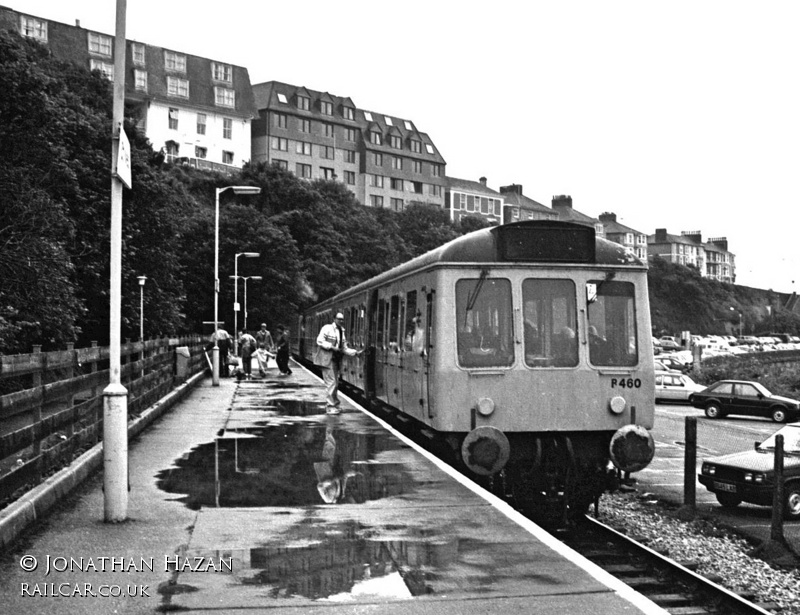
[156,416,413,508]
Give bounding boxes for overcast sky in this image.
[14,0,800,294]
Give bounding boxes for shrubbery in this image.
[693,351,800,398]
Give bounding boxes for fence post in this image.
[771,434,785,543]
[31,345,43,484]
[676,416,697,520]
[66,342,75,442]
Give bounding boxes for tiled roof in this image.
[501,191,553,215]
[446,176,501,196]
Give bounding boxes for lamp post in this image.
[231,275,262,331]
[730,306,743,337]
[213,186,261,386]
[233,252,260,354]
[137,276,147,341]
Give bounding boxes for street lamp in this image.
[213,185,261,386]
[231,275,262,331]
[730,306,743,337]
[233,252,260,354]
[137,276,147,341]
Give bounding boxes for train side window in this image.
[455,278,514,368]
[404,291,418,351]
[522,279,578,368]
[377,300,386,350]
[389,295,400,351]
[587,280,637,367]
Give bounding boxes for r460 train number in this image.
[611,378,641,389]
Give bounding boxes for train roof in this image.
[329,220,646,301]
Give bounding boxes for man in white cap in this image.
[314,312,361,414]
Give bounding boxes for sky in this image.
[13,1,800,294]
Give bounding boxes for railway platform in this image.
[0,359,668,614]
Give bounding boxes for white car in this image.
[655,372,705,403]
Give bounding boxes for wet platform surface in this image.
[160,367,664,614]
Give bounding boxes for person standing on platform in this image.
[238,329,258,380]
[207,327,232,378]
[255,323,275,377]
[275,325,293,376]
[315,312,361,414]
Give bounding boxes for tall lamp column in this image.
[233,252,260,354]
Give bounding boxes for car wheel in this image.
[716,492,741,508]
[771,407,788,423]
[785,483,800,520]
[705,403,723,419]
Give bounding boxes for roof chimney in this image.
[76,19,81,27]
[479,177,487,186]
[681,230,703,244]
[551,195,572,208]
[655,228,668,242]
[499,184,523,195]
[598,212,616,223]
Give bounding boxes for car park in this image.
[698,423,800,519]
[688,380,800,423]
[655,372,705,403]
[737,335,758,346]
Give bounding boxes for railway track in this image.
[557,515,779,615]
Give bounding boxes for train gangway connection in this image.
[0,359,669,614]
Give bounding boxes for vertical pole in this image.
[103,0,128,522]
[243,278,248,331]
[771,435,785,543]
[684,416,697,510]
[233,256,239,354]
[212,188,220,386]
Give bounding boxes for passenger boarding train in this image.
[296,220,655,518]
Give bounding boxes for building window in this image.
[412,181,423,194]
[195,146,207,159]
[431,164,441,177]
[320,101,333,115]
[164,51,186,72]
[222,151,234,165]
[20,16,47,42]
[132,43,145,65]
[371,153,383,166]
[390,178,403,190]
[296,163,312,178]
[297,95,310,111]
[370,131,382,145]
[168,108,179,130]
[212,62,232,83]
[165,141,179,157]
[167,76,189,98]
[431,185,442,197]
[343,106,355,120]
[404,120,413,130]
[197,113,207,135]
[296,141,312,156]
[215,87,235,108]
[410,140,422,153]
[274,113,287,128]
[321,145,335,160]
[90,59,114,80]
[223,118,232,139]
[88,32,112,56]
[413,160,422,173]
[134,69,148,92]
[299,118,311,133]
[321,167,336,180]
[277,93,288,104]
[345,128,356,141]
[392,156,403,170]
[345,150,357,164]
[390,198,404,211]
[344,170,356,185]
[426,143,435,154]
[274,159,288,170]
[390,135,402,149]
[364,111,373,121]
[370,195,384,207]
[323,123,334,138]
[271,137,288,151]
[370,174,385,188]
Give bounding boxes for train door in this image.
[374,295,388,403]
[426,290,435,419]
[400,289,427,420]
[386,293,402,408]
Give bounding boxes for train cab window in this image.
[522,279,578,368]
[587,280,638,367]
[456,278,514,368]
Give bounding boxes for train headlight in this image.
[702,464,716,476]
[609,396,627,414]
[744,473,753,482]
[476,397,495,417]
[609,425,655,473]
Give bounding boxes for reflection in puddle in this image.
[156,418,412,508]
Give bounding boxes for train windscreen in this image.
[456,277,515,368]
[587,281,638,367]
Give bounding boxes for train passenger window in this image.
[389,296,400,351]
[455,278,514,368]
[404,291,418,351]
[587,281,638,367]
[377,300,386,349]
[522,279,578,367]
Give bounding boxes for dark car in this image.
[698,423,800,519]
[688,380,800,423]
[657,355,691,373]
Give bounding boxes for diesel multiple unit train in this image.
[296,220,655,518]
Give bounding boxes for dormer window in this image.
[215,87,235,108]
[212,62,232,83]
[164,51,186,72]
[410,140,422,154]
[297,95,310,111]
[343,106,355,120]
[132,43,146,66]
[88,32,112,57]
[167,76,189,98]
[20,15,47,42]
[90,59,114,81]
[370,131,382,145]
[320,101,333,115]
[390,135,402,149]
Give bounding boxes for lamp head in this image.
[137,275,147,286]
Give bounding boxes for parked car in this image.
[659,339,683,351]
[655,372,705,403]
[737,335,759,345]
[657,355,692,373]
[688,380,800,423]
[698,422,800,519]
[655,360,680,373]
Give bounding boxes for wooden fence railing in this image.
[0,336,208,507]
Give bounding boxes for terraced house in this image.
[2,7,257,172]
[251,81,447,210]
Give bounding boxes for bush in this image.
[693,351,800,398]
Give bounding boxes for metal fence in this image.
[0,336,207,507]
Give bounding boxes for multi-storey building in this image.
[550,195,605,238]
[598,213,648,260]
[445,177,504,224]
[498,185,558,224]
[251,81,447,210]
[647,229,736,282]
[1,7,256,172]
